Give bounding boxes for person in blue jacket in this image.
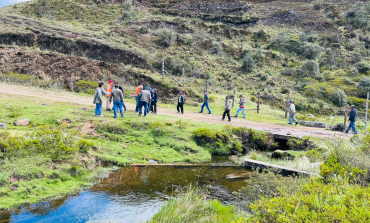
[199,91,211,114]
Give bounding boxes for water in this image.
[1,157,250,223]
[0,0,32,8]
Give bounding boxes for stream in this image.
[1,156,251,223]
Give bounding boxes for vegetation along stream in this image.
[1,156,250,223]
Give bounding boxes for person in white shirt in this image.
[288,100,298,125]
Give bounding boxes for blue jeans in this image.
[139,101,148,116]
[345,121,358,134]
[122,101,127,111]
[113,101,124,118]
[236,108,245,118]
[135,96,139,112]
[95,103,102,116]
[289,113,297,124]
[200,102,211,113]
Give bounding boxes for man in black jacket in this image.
[345,105,358,134]
[177,92,185,114]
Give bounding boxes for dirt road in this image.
[0,82,349,139]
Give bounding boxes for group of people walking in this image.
[93,81,158,118]
[94,81,359,134]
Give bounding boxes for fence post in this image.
[162,59,165,79]
[257,91,260,114]
[343,104,349,132]
[285,93,290,119]
[183,68,185,87]
[232,88,236,108]
[366,92,369,130]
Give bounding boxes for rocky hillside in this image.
[1,0,370,113]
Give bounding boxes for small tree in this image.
[357,76,370,97]
[211,41,223,55]
[302,43,322,59]
[241,50,256,72]
[156,28,175,48]
[300,60,321,80]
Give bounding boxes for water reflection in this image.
[1,164,250,223]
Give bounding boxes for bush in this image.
[156,28,175,48]
[287,137,316,151]
[241,50,256,72]
[346,2,370,31]
[249,178,370,222]
[301,43,322,59]
[325,88,348,106]
[210,41,223,55]
[355,61,370,74]
[348,96,366,109]
[300,60,321,80]
[74,80,98,94]
[250,96,257,102]
[357,76,370,97]
[139,26,149,34]
[192,128,231,154]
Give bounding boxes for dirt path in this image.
[0,82,349,139]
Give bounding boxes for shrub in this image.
[210,41,223,55]
[192,128,231,154]
[74,80,98,94]
[250,130,270,151]
[346,2,370,30]
[249,178,370,222]
[304,149,321,162]
[139,26,149,34]
[325,88,348,106]
[355,61,370,74]
[300,60,321,80]
[96,123,129,134]
[241,50,256,72]
[287,137,316,151]
[156,28,175,48]
[357,76,370,97]
[301,43,322,59]
[348,96,366,109]
[250,96,257,102]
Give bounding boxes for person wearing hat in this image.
[222,96,231,122]
[135,82,143,112]
[234,95,245,118]
[288,100,298,125]
[105,80,114,111]
[345,105,358,134]
[199,91,211,114]
[138,86,151,117]
[151,89,158,114]
[177,92,185,114]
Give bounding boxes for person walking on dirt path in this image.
[93,82,104,117]
[288,100,298,125]
[177,92,185,114]
[115,83,127,112]
[234,95,245,118]
[105,80,114,111]
[222,96,231,122]
[138,87,152,117]
[345,105,358,134]
[151,89,158,114]
[199,91,211,114]
[110,83,124,118]
[135,83,143,112]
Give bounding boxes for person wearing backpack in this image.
[177,92,185,114]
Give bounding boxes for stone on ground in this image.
[15,119,30,126]
[0,122,7,129]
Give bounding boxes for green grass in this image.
[148,186,246,223]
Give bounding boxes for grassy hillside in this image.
[1,0,370,116]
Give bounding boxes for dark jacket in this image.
[110,88,124,102]
[178,95,185,104]
[204,93,209,103]
[349,108,358,122]
[152,92,158,103]
[114,86,124,95]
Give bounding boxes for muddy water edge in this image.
[1,156,251,223]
